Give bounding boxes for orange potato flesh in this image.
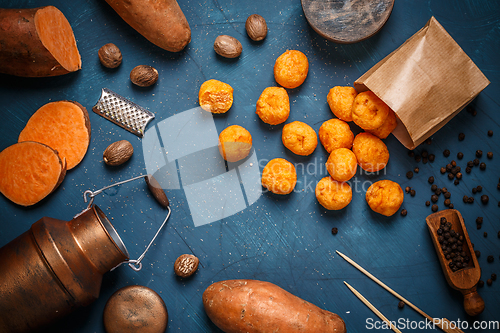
[0,142,65,206]
[19,101,90,170]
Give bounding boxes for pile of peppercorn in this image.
[437,217,470,272]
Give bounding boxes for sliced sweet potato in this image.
[18,101,91,170]
[0,6,81,77]
[104,0,191,52]
[0,141,66,206]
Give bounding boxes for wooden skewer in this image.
[344,281,402,333]
[336,251,464,333]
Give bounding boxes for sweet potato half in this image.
[105,0,191,52]
[203,279,346,333]
[0,6,81,77]
[19,101,91,170]
[0,141,66,206]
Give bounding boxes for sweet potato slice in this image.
[0,6,81,77]
[0,142,66,206]
[19,101,91,170]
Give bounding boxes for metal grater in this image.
[92,88,155,137]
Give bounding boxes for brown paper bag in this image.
[354,16,490,149]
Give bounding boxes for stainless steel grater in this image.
[92,88,155,137]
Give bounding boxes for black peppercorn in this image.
[472,187,477,194]
[422,157,428,164]
[425,201,430,206]
[405,186,411,193]
[446,164,452,172]
[476,217,483,224]
[473,158,480,166]
[408,150,415,157]
[448,203,454,209]
[398,301,405,309]
[435,188,442,195]
[478,280,484,288]
[451,166,460,175]
[448,173,455,180]
[475,250,481,258]
[487,255,494,263]
[331,227,338,235]
[444,192,451,199]
[480,162,486,170]
[492,274,497,281]
[431,195,438,203]
[431,184,438,192]
[431,204,438,212]
[440,167,446,174]
[456,172,462,180]
[487,152,493,159]
[487,279,493,286]
[422,151,428,158]
[444,199,451,206]
[414,167,419,173]
[481,195,489,204]
[415,155,421,162]
[410,189,416,197]
[457,152,463,160]
[487,130,493,137]
[465,167,472,173]
[458,133,465,141]
[476,150,483,158]
[467,161,474,168]
[429,154,435,162]
[468,197,474,203]
[451,160,457,167]
[406,171,413,179]
[453,179,459,186]
[476,186,482,192]
[428,176,434,184]
[443,149,450,157]
[401,209,407,217]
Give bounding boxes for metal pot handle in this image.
[82,174,171,272]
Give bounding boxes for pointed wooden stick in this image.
[336,250,464,333]
[344,281,402,333]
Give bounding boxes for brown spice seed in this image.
[174,254,199,278]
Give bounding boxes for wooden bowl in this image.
[426,209,484,316]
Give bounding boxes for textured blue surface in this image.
[0,0,499,332]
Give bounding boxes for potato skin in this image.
[105,0,191,52]
[203,279,346,333]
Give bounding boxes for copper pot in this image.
[0,205,129,333]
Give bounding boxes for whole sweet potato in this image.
[203,279,346,333]
[105,0,191,52]
[0,6,81,77]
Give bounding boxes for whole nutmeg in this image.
[130,65,158,87]
[103,140,134,166]
[98,43,122,68]
[174,254,199,278]
[214,35,242,58]
[245,14,267,41]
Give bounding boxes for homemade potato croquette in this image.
[261,158,296,195]
[315,177,352,210]
[282,121,317,156]
[274,50,309,89]
[352,132,389,172]
[327,86,357,122]
[199,79,234,114]
[256,87,290,125]
[218,125,252,162]
[368,109,397,139]
[365,180,404,216]
[318,119,354,153]
[326,148,357,182]
[351,91,390,130]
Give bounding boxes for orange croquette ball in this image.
[315,176,352,210]
[351,91,390,130]
[365,180,404,216]
[352,132,389,172]
[282,121,318,156]
[327,86,357,122]
[318,119,354,154]
[261,158,296,195]
[367,109,397,139]
[198,79,234,114]
[256,87,290,125]
[218,125,252,162]
[274,50,309,89]
[326,148,358,182]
